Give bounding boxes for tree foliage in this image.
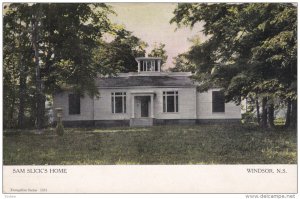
[3,3,115,129]
[171,3,297,128]
[171,53,196,72]
[93,29,148,73]
[148,42,168,67]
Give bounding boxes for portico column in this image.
[158,60,161,72]
[150,94,154,118]
[131,95,135,118]
[137,61,140,73]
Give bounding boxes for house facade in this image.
[53,57,241,127]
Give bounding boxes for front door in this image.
[140,96,149,117]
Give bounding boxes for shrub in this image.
[242,112,256,124]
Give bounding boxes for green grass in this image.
[3,124,297,165]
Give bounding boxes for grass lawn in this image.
[3,124,297,165]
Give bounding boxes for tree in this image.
[93,29,148,73]
[148,42,168,68]
[4,3,35,128]
[3,31,20,128]
[4,3,114,129]
[171,3,297,128]
[170,35,199,73]
[31,3,44,130]
[170,53,196,72]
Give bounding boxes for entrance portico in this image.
[130,91,155,126]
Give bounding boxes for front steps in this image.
[130,118,153,127]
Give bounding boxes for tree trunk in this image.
[255,96,260,125]
[8,94,16,129]
[261,97,268,128]
[268,103,275,129]
[17,19,26,128]
[290,99,297,128]
[18,57,26,128]
[32,8,45,130]
[285,98,291,128]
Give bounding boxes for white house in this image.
[53,57,241,127]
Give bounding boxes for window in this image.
[151,60,155,71]
[111,92,126,113]
[141,60,157,71]
[163,91,178,112]
[69,94,80,115]
[142,61,147,71]
[155,60,159,71]
[212,91,225,112]
[146,61,152,71]
[140,61,144,71]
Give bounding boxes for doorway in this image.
[130,94,154,126]
[140,96,150,117]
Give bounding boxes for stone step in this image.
[130,118,153,126]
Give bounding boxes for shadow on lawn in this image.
[3,124,297,165]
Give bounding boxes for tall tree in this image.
[93,29,148,73]
[3,25,20,128]
[4,4,34,128]
[4,3,114,129]
[31,4,44,130]
[171,3,297,128]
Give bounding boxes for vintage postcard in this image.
[2,1,298,198]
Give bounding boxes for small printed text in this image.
[246,168,287,174]
[12,168,67,174]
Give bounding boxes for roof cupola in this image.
[135,57,162,73]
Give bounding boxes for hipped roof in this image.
[96,75,195,88]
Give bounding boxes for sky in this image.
[108,3,207,69]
